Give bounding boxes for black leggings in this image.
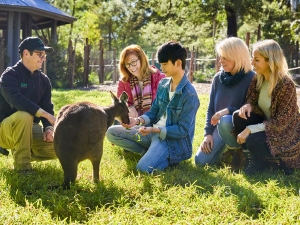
[233,110,273,159]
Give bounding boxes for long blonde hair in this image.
[216,37,252,73]
[119,45,155,82]
[253,39,291,96]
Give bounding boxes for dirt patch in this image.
[81,82,300,107]
[82,82,211,95]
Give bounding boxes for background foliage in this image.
[43,0,300,87]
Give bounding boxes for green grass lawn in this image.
[0,89,299,224]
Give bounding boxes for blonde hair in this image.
[216,37,252,73]
[252,39,291,96]
[119,45,155,82]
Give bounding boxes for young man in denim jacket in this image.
[106,41,200,173]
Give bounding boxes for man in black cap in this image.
[0,37,57,172]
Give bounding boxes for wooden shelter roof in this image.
[0,0,76,29]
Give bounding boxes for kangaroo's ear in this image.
[110,91,118,102]
[120,91,128,103]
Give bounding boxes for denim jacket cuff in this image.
[158,126,167,140]
[140,115,150,125]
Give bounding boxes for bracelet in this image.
[136,118,140,125]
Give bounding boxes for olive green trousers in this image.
[0,111,57,171]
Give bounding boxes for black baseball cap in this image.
[18,37,54,53]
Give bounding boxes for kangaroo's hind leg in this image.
[60,157,78,190]
[91,145,103,183]
[91,158,101,183]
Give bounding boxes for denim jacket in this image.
[140,75,200,163]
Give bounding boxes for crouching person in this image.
[233,39,300,175]
[106,41,200,173]
[0,37,57,172]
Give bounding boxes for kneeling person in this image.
[106,41,200,173]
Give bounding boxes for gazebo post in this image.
[13,12,21,64]
[51,20,57,42]
[7,11,14,66]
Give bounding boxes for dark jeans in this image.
[233,110,273,160]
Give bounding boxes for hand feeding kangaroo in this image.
[53,91,129,189]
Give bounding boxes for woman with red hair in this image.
[117,45,165,117]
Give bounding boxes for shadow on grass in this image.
[162,162,264,218]
[113,147,261,217]
[115,147,141,172]
[162,163,299,219]
[1,162,127,222]
[112,148,300,219]
[1,152,299,222]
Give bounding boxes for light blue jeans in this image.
[195,115,239,166]
[106,125,169,173]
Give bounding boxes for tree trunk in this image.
[83,38,90,87]
[189,50,194,83]
[66,0,76,88]
[225,4,237,37]
[296,41,299,74]
[98,40,104,84]
[67,40,74,88]
[108,19,112,51]
[113,48,117,83]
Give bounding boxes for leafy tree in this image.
[95,0,151,51]
[140,0,218,55]
[142,0,264,39]
[43,0,299,85]
[95,0,125,50]
[44,0,102,87]
[259,0,297,67]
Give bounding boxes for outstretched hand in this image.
[128,107,139,118]
[138,126,153,136]
[120,117,137,129]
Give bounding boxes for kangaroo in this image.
[53,91,129,189]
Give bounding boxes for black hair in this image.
[20,50,34,58]
[156,41,187,69]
